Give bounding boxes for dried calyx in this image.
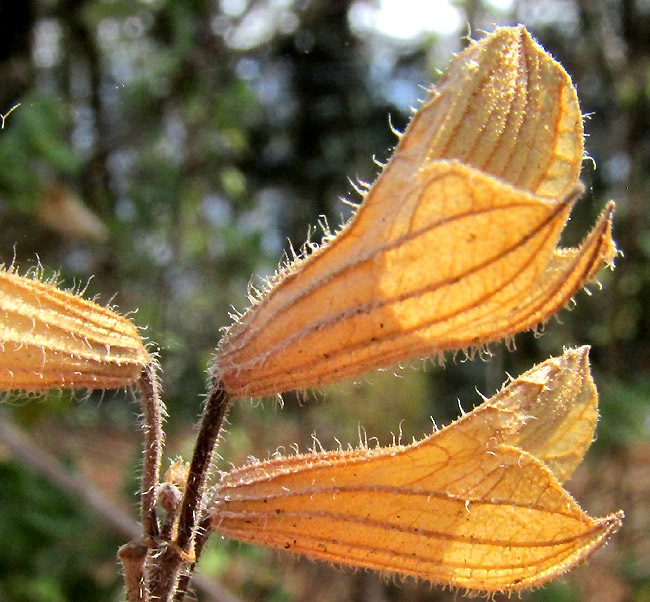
[212,348,623,592]
[206,25,621,593]
[213,26,616,399]
[0,267,149,391]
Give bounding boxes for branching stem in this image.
[173,513,213,602]
[148,380,231,601]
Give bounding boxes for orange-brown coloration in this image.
[0,268,149,391]
[0,24,624,599]
[406,25,584,198]
[211,349,622,592]
[214,26,616,398]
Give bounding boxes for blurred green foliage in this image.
[0,462,122,601]
[0,0,649,601]
[0,97,81,211]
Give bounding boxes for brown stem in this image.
[173,512,213,602]
[176,380,230,552]
[119,540,149,602]
[148,380,231,601]
[137,365,164,539]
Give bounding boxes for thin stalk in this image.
[173,513,213,602]
[119,540,149,602]
[176,380,229,552]
[148,380,231,601]
[137,365,164,540]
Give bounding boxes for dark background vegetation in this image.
[0,0,648,600]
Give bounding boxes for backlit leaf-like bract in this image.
[211,348,623,592]
[0,268,149,391]
[213,26,616,398]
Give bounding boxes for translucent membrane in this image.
[212,348,623,592]
[214,26,615,398]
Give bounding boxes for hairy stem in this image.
[176,381,229,552]
[119,540,149,602]
[137,365,164,540]
[148,380,231,601]
[173,513,213,602]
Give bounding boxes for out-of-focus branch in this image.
[0,408,241,602]
[0,407,141,537]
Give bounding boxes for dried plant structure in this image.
[212,348,622,592]
[214,26,615,398]
[0,268,149,390]
[0,26,622,602]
